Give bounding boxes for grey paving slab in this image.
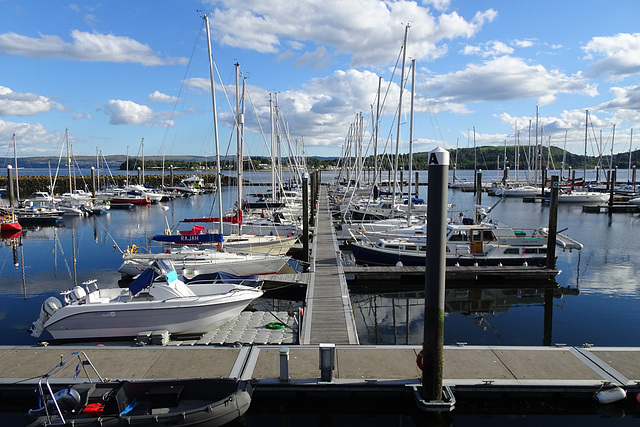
[493,347,603,381]
[442,348,515,380]
[141,348,241,379]
[250,347,320,380]
[336,347,421,380]
[591,349,640,383]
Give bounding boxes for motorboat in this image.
[0,208,21,232]
[492,184,539,198]
[164,175,206,195]
[118,245,289,278]
[24,351,252,427]
[557,190,610,203]
[30,259,263,340]
[348,222,554,267]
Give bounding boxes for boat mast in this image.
[393,23,409,203]
[584,110,588,186]
[270,93,276,201]
[13,134,19,201]
[204,14,224,238]
[141,137,145,186]
[407,58,416,225]
[374,76,381,189]
[66,128,72,194]
[235,62,244,235]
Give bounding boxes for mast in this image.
[13,134,19,201]
[629,128,634,182]
[584,110,588,186]
[141,137,145,186]
[204,14,224,238]
[374,76,381,189]
[407,59,416,225]
[393,23,410,202]
[126,146,129,186]
[269,93,276,201]
[66,128,72,194]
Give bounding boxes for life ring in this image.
[2,215,11,222]
[416,349,444,370]
[130,244,138,254]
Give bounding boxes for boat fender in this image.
[416,350,423,371]
[594,385,626,404]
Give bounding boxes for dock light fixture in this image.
[319,343,335,382]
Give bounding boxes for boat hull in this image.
[119,252,288,278]
[25,379,252,427]
[43,291,261,340]
[348,241,546,267]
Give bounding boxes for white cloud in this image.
[103,99,156,125]
[0,119,64,154]
[583,33,640,80]
[426,56,598,109]
[0,30,187,66]
[0,86,64,116]
[461,40,514,58]
[148,91,178,103]
[204,0,496,68]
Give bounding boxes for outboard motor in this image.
[30,297,62,338]
[27,387,81,420]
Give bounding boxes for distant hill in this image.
[1,146,637,171]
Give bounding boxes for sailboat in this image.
[153,25,297,256]
[558,110,610,204]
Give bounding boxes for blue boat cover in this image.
[129,268,157,295]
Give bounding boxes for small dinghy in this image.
[25,351,252,427]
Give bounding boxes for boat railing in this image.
[35,351,104,424]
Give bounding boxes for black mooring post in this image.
[546,175,559,270]
[91,167,96,198]
[608,169,616,208]
[422,147,449,402]
[7,165,15,208]
[302,174,309,264]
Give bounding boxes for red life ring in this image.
[416,350,423,371]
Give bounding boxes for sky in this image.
[1,0,640,163]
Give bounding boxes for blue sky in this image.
[1,0,640,162]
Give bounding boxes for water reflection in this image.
[351,283,579,347]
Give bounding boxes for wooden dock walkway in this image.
[300,186,359,345]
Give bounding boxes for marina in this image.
[1,172,640,425]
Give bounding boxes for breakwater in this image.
[0,173,239,199]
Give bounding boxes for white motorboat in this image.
[557,190,609,203]
[118,245,289,278]
[165,175,206,195]
[493,185,539,198]
[629,197,640,208]
[30,259,263,340]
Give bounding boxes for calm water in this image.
[1,170,639,424]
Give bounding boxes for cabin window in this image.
[504,248,520,254]
[484,231,496,242]
[449,231,467,242]
[472,230,482,242]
